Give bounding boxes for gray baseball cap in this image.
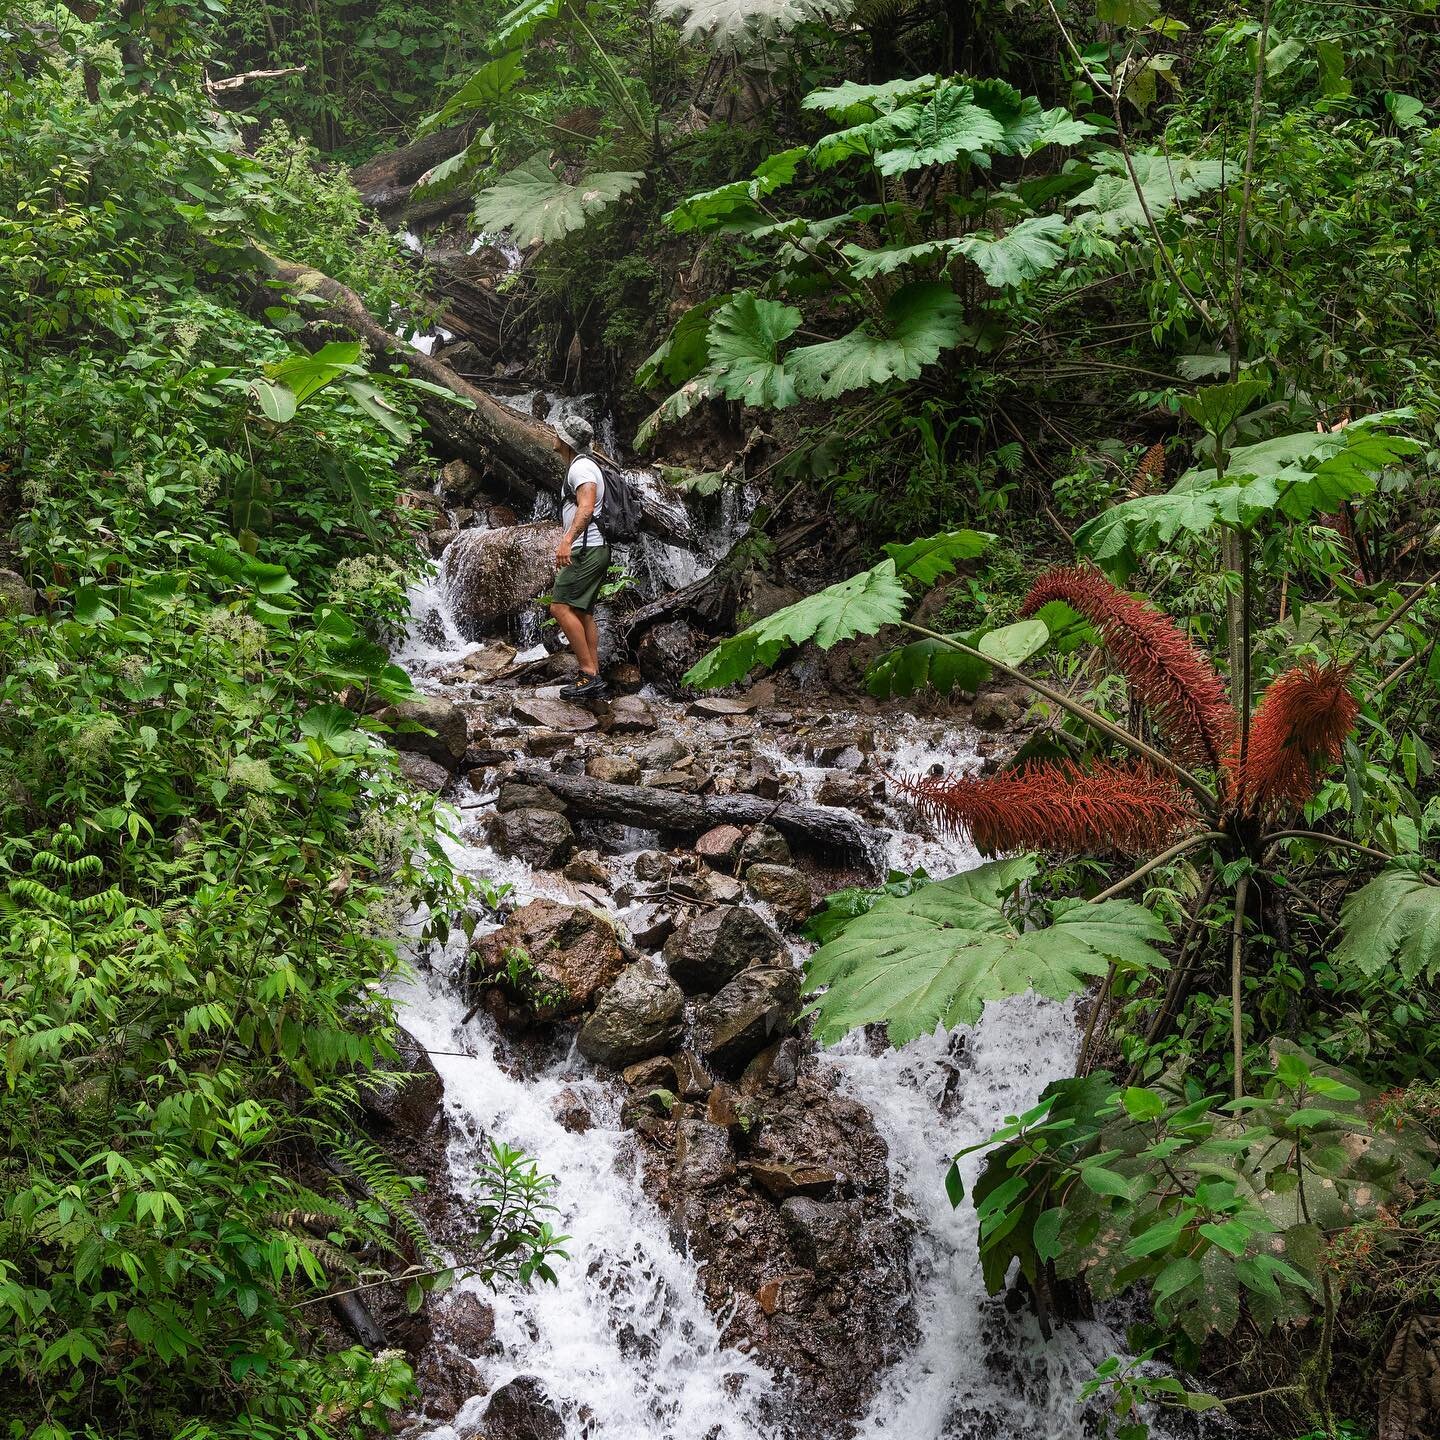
[554,414,594,449]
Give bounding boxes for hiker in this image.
[549,414,611,701]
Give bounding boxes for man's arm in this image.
[555,482,597,568]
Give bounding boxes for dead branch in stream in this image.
[509,763,878,863]
[247,250,692,546]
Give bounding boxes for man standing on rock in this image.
[549,414,610,701]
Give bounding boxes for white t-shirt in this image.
[563,456,606,549]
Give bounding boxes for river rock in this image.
[378,696,468,767]
[606,695,656,733]
[693,967,801,1071]
[471,898,622,1017]
[633,735,689,771]
[497,781,566,814]
[688,696,752,718]
[780,1197,854,1273]
[972,688,1024,730]
[397,750,452,794]
[563,849,610,885]
[749,1160,838,1201]
[585,752,641,785]
[663,907,784,994]
[512,696,598,732]
[694,824,744,871]
[633,850,671,883]
[478,1375,564,1440]
[358,1025,443,1136]
[738,823,790,868]
[0,568,37,616]
[674,1118,737,1190]
[524,730,576,757]
[487,808,573,868]
[443,523,559,633]
[551,1087,594,1133]
[577,962,685,1069]
[439,456,485,503]
[745,863,813,924]
[623,901,674,950]
[635,618,706,688]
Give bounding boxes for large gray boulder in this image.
[471,898,622,1018]
[577,962,685,1069]
[693,967,801,1072]
[663,907,784,994]
[487,808,573,869]
[444,522,559,633]
[378,696,468,767]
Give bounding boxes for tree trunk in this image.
[247,250,692,545]
[350,126,472,217]
[509,763,877,862]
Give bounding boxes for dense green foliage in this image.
[0,11,563,1437]
[9,0,1440,1437]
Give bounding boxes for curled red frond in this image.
[898,760,1200,858]
[1228,661,1359,817]
[1021,565,1235,769]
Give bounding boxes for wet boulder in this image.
[693,967,801,1072]
[471,898,623,1018]
[487,808,574,869]
[663,907,784,994]
[397,750,452,794]
[585,752,641,785]
[674,1117,737,1190]
[578,962,686,1069]
[738,823,791,868]
[745,863,813,925]
[378,696,468,767]
[0,569,37,617]
[478,1375,564,1440]
[634,618,707,689]
[694,824,744,872]
[443,522,560,633]
[358,1025,443,1137]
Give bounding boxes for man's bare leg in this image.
[550,601,598,675]
[581,612,600,677]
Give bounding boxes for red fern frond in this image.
[1021,565,1235,768]
[898,760,1200,857]
[1228,661,1359,817]
[1132,441,1167,495]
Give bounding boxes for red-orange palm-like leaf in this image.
[1228,661,1359,817]
[898,760,1200,857]
[1021,565,1235,769]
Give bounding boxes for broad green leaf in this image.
[1068,151,1227,234]
[804,858,1170,1045]
[1332,867,1440,984]
[665,148,805,232]
[705,292,802,409]
[977,618,1048,667]
[409,130,496,202]
[956,215,1068,288]
[636,295,731,389]
[249,378,297,423]
[1179,379,1270,439]
[495,0,563,47]
[865,637,991,699]
[874,83,1007,174]
[341,379,411,444]
[881,528,992,584]
[416,51,522,136]
[1385,91,1425,130]
[809,110,914,171]
[802,74,937,122]
[844,237,961,280]
[684,559,910,688]
[789,282,969,400]
[653,0,854,48]
[1033,1207,1065,1261]
[472,153,644,247]
[634,372,721,449]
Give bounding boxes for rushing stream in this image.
[390,451,1184,1440]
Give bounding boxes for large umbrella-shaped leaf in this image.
[705,292,802,409]
[472,153,644,247]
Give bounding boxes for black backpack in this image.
[566,451,643,544]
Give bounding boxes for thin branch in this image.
[1266,831,1440,882]
[1087,832,1228,905]
[897,621,1221,816]
[294,1263,456,1309]
[1365,567,1440,649]
[205,65,306,94]
[1231,873,1250,1102]
[1365,638,1436,703]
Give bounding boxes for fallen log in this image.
[249,251,691,546]
[510,764,877,863]
[350,125,472,214]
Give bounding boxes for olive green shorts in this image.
[551,543,611,612]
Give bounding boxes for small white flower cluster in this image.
[329,554,401,606]
[227,755,278,793]
[198,607,267,664]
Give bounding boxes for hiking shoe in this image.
[560,674,610,702]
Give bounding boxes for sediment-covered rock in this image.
[470,898,623,1018]
[379,696,468,767]
[663,907,784,994]
[443,522,559,633]
[577,962,686,1068]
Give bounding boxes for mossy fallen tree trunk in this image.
[249,252,692,547]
